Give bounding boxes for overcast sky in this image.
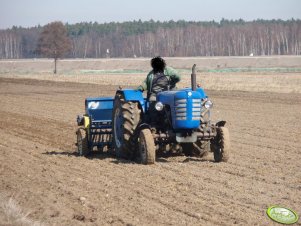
[0,0,300,29]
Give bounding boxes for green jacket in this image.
[137,66,181,93]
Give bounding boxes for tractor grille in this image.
[175,99,201,121]
[192,99,201,120]
[175,99,187,120]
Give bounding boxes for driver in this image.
[137,56,181,101]
[137,56,181,122]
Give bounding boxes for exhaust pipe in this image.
[191,64,197,91]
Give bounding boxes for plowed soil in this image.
[0,77,300,226]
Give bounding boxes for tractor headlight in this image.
[204,100,213,109]
[155,102,164,111]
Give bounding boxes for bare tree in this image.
[2,20,300,58]
[37,21,71,74]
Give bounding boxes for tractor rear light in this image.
[155,102,164,111]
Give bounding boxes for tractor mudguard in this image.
[216,120,226,127]
[116,89,146,112]
[132,123,152,140]
[137,123,152,131]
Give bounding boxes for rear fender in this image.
[116,89,146,112]
[132,123,152,141]
[137,123,152,131]
[216,120,226,127]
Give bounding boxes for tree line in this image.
[0,19,300,59]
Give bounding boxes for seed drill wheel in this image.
[112,93,141,159]
[212,127,230,162]
[76,127,90,156]
[138,128,155,165]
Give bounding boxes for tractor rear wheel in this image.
[138,128,155,164]
[112,93,141,159]
[212,127,230,162]
[181,141,210,157]
[77,128,89,156]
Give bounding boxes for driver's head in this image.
[151,56,166,73]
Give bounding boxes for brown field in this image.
[0,57,301,226]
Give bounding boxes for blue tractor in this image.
[76,65,230,164]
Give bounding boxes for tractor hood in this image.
[157,88,208,130]
[157,88,207,104]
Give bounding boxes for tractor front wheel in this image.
[181,141,210,157]
[138,128,155,164]
[212,127,230,162]
[76,128,89,156]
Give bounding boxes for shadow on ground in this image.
[42,150,213,164]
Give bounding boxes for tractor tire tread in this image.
[112,93,141,159]
[214,127,230,162]
[77,128,89,156]
[139,129,155,164]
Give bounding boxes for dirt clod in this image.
[73,214,85,221]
